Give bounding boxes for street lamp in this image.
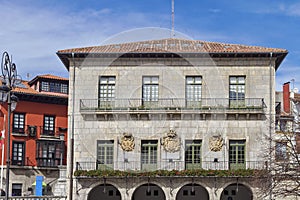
[0,52,19,200]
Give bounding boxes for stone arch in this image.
[88,183,121,200]
[220,183,253,200]
[176,183,209,200]
[132,183,166,200]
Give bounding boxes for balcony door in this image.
[186,76,202,108]
[142,76,159,108]
[141,140,158,171]
[229,76,245,108]
[229,140,246,169]
[99,76,116,108]
[97,140,114,170]
[185,140,202,169]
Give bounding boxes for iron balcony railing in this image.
[80,98,265,112]
[12,125,67,138]
[76,160,267,172]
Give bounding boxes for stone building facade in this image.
[57,38,287,200]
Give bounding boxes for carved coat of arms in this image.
[161,130,181,153]
[120,133,135,151]
[209,136,223,152]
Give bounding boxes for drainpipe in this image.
[68,52,76,200]
[269,52,273,200]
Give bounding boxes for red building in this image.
[0,74,68,196]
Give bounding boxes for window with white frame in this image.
[229,76,245,107]
[185,140,202,169]
[12,141,25,166]
[229,140,246,169]
[43,115,55,135]
[229,76,245,100]
[13,113,25,134]
[142,76,159,106]
[186,76,202,107]
[99,76,116,107]
[97,140,114,170]
[141,140,158,170]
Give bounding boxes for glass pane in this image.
[238,77,245,84]
[230,77,236,84]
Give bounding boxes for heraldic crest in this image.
[120,132,135,151]
[161,129,181,153]
[209,135,223,152]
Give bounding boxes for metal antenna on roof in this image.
[171,0,175,38]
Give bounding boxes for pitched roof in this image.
[13,80,68,98]
[57,38,287,54]
[28,74,68,85]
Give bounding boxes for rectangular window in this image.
[41,81,68,94]
[13,113,25,134]
[229,76,245,107]
[141,140,158,170]
[186,76,202,108]
[185,140,202,169]
[99,76,116,108]
[12,141,25,166]
[36,141,62,167]
[229,140,246,169]
[43,115,55,136]
[41,81,49,92]
[142,76,159,107]
[12,183,22,196]
[97,140,114,170]
[275,141,288,161]
[61,83,68,94]
[49,82,61,93]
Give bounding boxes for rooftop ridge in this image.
[57,38,288,54]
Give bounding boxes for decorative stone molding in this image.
[209,135,223,152]
[161,130,181,153]
[120,133,135,151]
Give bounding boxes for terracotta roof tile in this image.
[57,38,287,54]
[37,74,68,81]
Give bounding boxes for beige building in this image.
[57,38,287,200]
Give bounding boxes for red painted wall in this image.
[283,82,290,114]
[0,100,68,166]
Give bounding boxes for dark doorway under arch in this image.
[176,183,209,200]
[132,183,165,200]
[88,184,121,200]
[220,183,253,200]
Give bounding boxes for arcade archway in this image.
[88,183,121,200]
[176,183,209,200]
[220,183,253,200]
[132,183,165,200]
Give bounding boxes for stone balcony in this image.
[75,160,267,172]
[79,98,266,120]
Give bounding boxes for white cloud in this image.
[251,2,300,16]
[0,2,171,79]
[208,9,221,13]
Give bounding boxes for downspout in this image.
[269,52,273,200]
[68,52,76,200]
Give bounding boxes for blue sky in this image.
[0,0,299,91]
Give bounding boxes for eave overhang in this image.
[57,51,288,71]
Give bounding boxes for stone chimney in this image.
[283,82,290,114]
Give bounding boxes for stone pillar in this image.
[53,166,67,196]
